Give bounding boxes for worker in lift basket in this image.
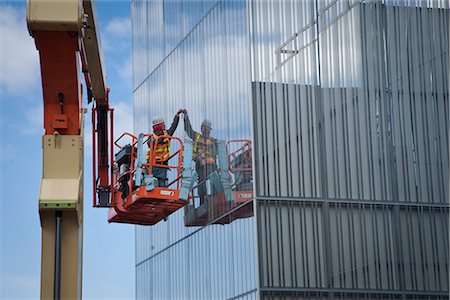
[147,109,185,187]
[183,110,218,205]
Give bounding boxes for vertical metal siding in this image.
[251,0,449,298]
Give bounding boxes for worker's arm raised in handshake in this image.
[166,108,185,136]
[183,110,197,140]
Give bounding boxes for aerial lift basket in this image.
[108,132,188,225]
[184,139,254,226]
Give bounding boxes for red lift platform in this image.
[213,139,254,224]
[184,140,254,226]
[107,133,188,225]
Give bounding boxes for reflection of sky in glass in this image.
[136,217,256,298]
[251,0,449,200]
[250,0,363,87]
[134,0,251,139]
[133,1,256,298]
[132,0,450,298]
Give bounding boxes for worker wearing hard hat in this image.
[183,110,218,205]
[147,109,185,187]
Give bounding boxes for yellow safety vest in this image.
[146,130,170,163]
[193,133,215,165]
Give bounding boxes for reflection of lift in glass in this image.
[108,133,189,225]
[184,140,254,227]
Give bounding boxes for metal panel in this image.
[255,199,449,298]
[251,0,449,298]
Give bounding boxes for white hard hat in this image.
[201,119,212,129]
[152,116,165,126]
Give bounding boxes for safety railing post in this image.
[126,135,135,208]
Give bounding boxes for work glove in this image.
[176,108,186,116]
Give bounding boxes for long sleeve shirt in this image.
[166,114,180,136]
[184,114,197,140]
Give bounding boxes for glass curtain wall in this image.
[251,0,449,299]
[132,0,256,299]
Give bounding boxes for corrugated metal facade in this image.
[252,1,449,298]
[133,0,449,299]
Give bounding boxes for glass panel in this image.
[132,0,256,299]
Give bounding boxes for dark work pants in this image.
[195,163,217,205]
[152,166,168,187]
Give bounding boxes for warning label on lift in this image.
[160,190,175,196]
[239,193,252,199]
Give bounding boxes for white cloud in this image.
[84,101,133,153]
[15,105,43,135]
[105,54,132,90]
[113,101,133,141]
[0,5,40,96]
[101,17,131,53]
[105,18,131,38]
[117,55,132,83]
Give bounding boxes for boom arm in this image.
[27,0,112,298]
[79,0,114,207]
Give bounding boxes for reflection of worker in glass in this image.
[183,110,218,204]
[147,109,185,187]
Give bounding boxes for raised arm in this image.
[167,114,180,136]
[184,112,197,140]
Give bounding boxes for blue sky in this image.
[0,1,135,298]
